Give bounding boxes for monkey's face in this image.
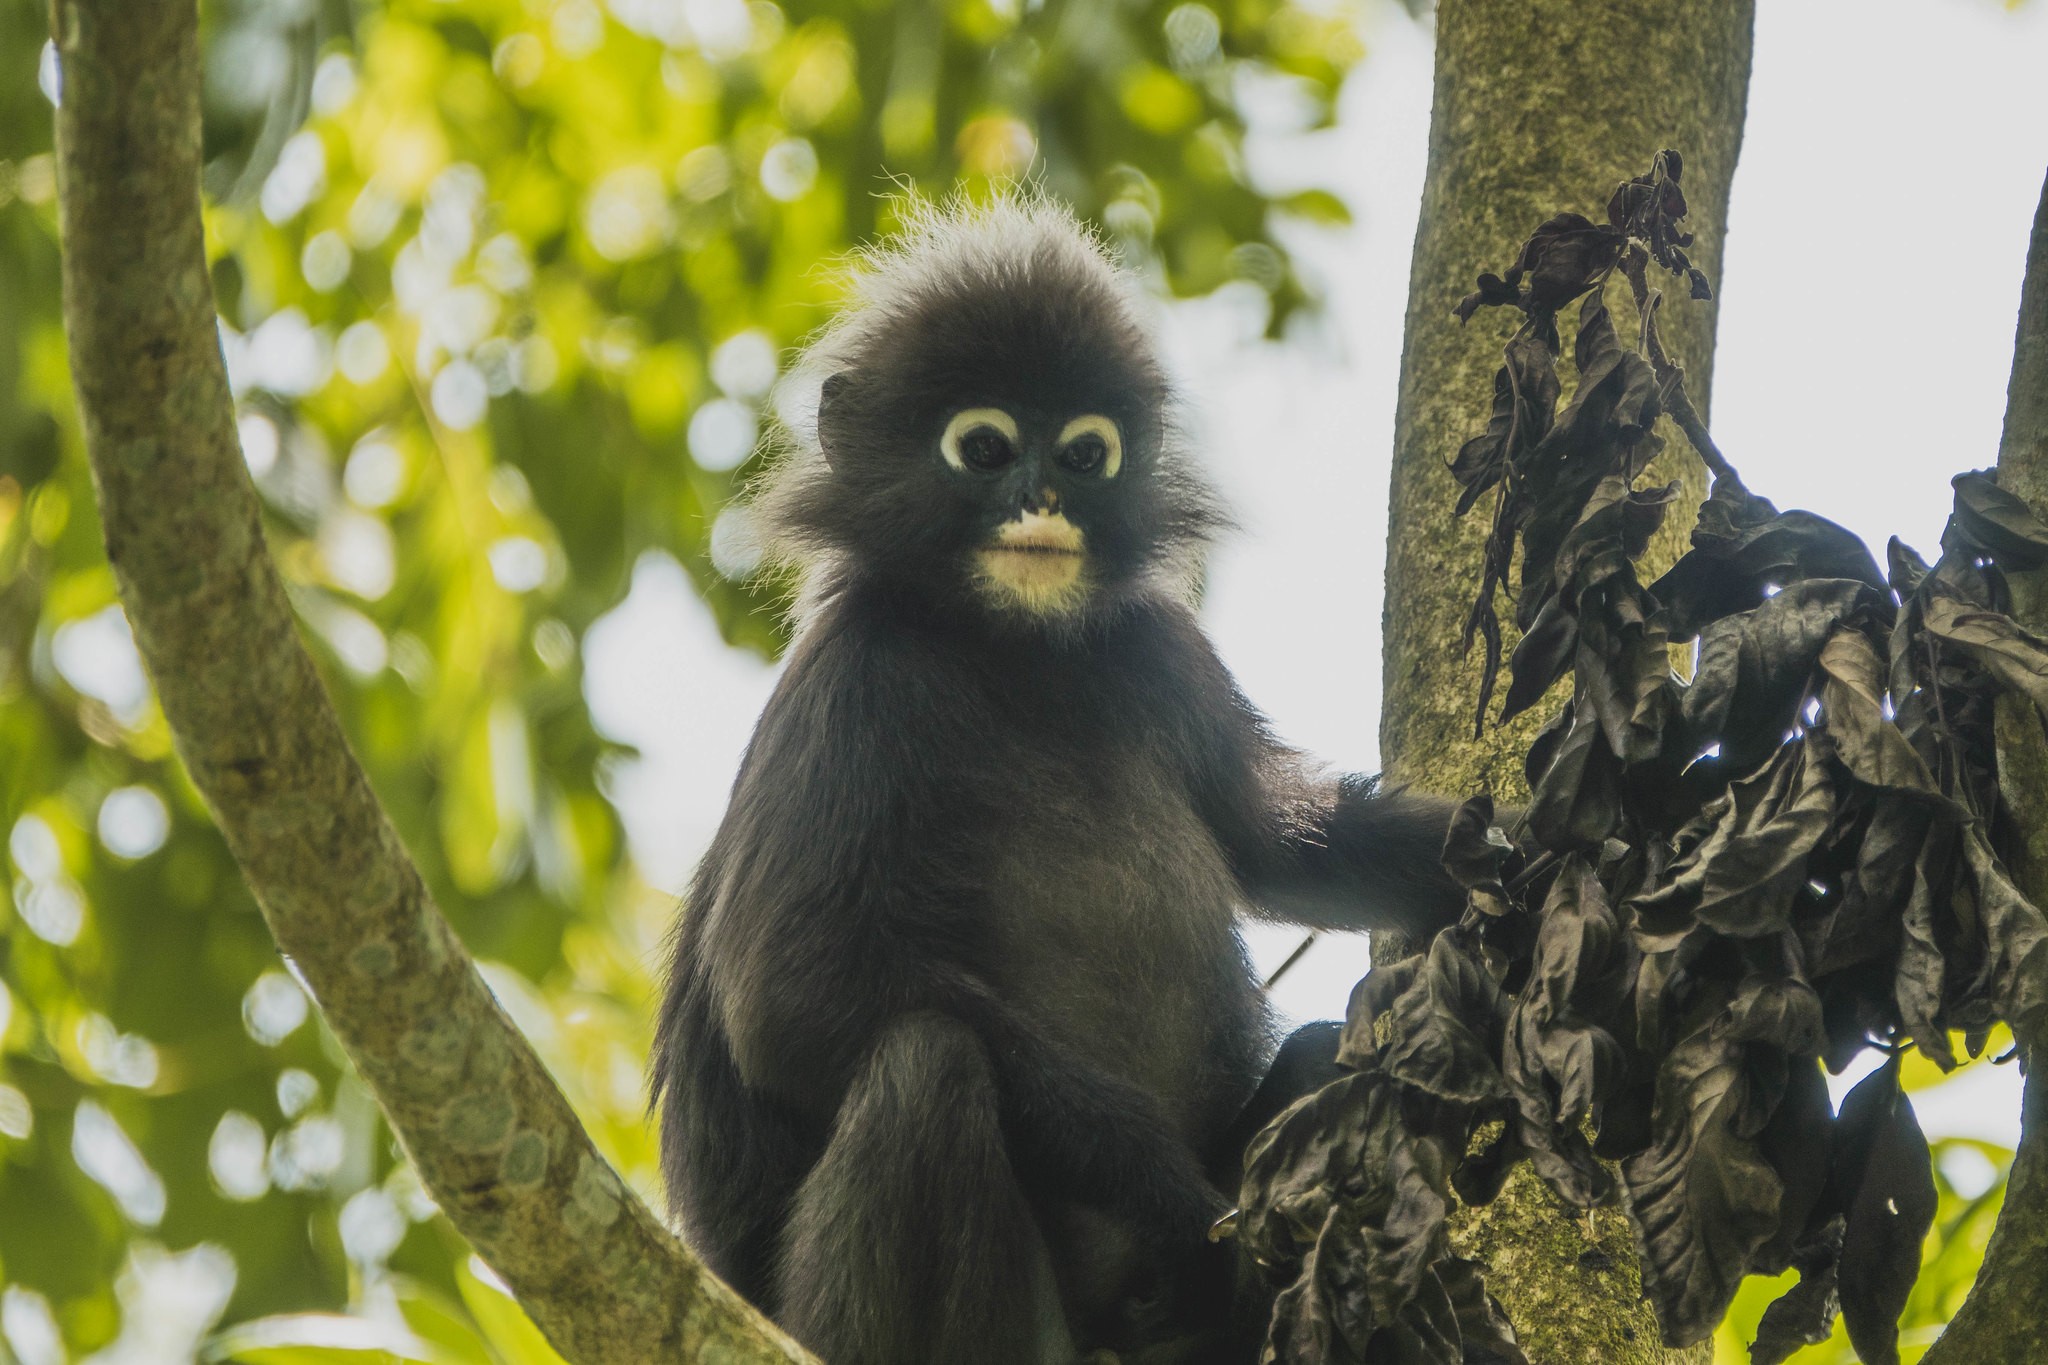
[808,269,1194,623]
[943,405,1125,616]
[820,380,1163,620]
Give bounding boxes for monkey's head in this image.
[755,195,1225,626]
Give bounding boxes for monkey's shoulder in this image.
[737,597,996,777]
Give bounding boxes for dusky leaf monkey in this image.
[653,197,1465,1364]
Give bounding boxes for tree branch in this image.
[46,4,809,1360]
[1923,163,2048,1365]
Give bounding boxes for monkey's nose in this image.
[1023,485,1062,514]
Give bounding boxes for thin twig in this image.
[1504,848,1559,896]
[1263,932,1320,990]
[1622,244,1738,484]
[1659,370,1738,484]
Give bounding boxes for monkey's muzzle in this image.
[976,511,1087,609]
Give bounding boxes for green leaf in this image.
[455,1256,572,1365]
[214,1313,462,1365]
[394,1280,503,1365]
[1277,189,1353,225]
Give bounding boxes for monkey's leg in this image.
[657,984,813,1310]
[778,1011,1072,1365]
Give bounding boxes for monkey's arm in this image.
[1228,769,1469,938]
[1148,609,1467,939]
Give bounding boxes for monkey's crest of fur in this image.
[748,192,1227,629]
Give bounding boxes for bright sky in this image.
[587,0,2048,1145]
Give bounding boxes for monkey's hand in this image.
[1133,1148,1234,1254]
[1103,1202,1240,1355]
[1041,1105,1230,1257]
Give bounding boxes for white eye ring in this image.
[1056,414,1123,479]
[940,408,1020,471]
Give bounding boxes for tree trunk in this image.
[47,3,808,1360]
[1377,2,1753,1361]
[1921,164,2048,1365]
[1382,0,1753,800]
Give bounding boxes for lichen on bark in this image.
[1447,1182,1710,1365]
[1381,0,1754,807]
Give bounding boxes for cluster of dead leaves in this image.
[1239,152,2048,1365]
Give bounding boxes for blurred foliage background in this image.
[1709,1037,2017,1365]
[0,0,2021,1362]
[0,0,1367,1358]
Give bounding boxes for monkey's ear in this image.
[817,372,852,471]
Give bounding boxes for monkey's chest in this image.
[975,755,1264,1136]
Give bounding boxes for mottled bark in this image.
[47,3,808,1361]
[1994,172,2048,516]
[1378,2,1752,1361]
[1381,0,1754,802]
[1922,165,2048,1365]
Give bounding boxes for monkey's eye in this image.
[959,428,1016,471]
[1055,415,1123,479]
[1059,434,1107,475]
[940,407,1021,474]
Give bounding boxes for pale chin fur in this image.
[972,511,1093,618]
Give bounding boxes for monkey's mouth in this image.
[975,513,1088,609]
[982,511,1085,558]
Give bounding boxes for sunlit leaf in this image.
[455,1256,571,1365]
